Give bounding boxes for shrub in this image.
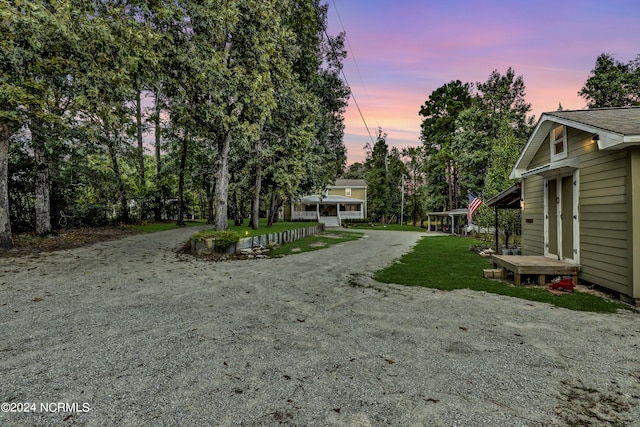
[191,230,241,249]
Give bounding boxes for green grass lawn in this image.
[374,235,628,313]
[270,230,363,257]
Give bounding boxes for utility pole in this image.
[400,174,405,225]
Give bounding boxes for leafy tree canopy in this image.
[419,80,474,153]
[579,53,640,108]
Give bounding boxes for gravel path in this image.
[1,227,639,426]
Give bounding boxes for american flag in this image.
[468,193,482,223]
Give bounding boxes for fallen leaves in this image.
[2,226,137,258]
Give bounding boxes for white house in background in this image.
[287,179,368,227]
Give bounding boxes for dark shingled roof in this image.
[486,183,521,209]
[544,107,640,136]
[332,179,367,187]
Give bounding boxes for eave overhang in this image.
[520,157,579,179]
[510,113,639,179]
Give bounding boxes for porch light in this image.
[591,133,599,142]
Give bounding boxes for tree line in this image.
[345,52,640,233]
[0,0,349,248]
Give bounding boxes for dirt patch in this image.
[0,226,138,258]
[322,233,350,239]
[555,378,640,426]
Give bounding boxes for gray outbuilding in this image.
[511,107,640,305]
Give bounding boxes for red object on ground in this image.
[549,277,574,292]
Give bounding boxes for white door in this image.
[545,172,579,263]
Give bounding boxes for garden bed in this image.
[190,223,325,256]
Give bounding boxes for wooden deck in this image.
[491,255,579,286]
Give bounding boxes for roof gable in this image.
[511,107,640,178]
[331,179,367,188]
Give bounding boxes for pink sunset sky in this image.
[325,0,640,165]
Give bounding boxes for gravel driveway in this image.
[1,227,639,426]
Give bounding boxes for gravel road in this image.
[1,227,639,426]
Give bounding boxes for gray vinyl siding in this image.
[569,129,629,293]
[522,175,545,255]
[521,127,630,294]
[521,135,550,256]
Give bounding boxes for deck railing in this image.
[292,211,318,221]
[339,211,364,219]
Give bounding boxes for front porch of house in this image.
[290,195,366,226]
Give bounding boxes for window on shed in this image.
[551,125,567,160]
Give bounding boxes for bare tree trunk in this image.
[205,177,215,224]
[251,139,262,230]
[176,137,188,226]
[453,165,459,209]
[236,187,247,227]
[136,90,145,188]
[267,191,278,228]
[412,197,418,227]
[34,140,52,234]
[107,141,130,223]
[154,89,162,178]
[214,132,232,231]
[0,123,13,248]
[239,192,247,225]
[153,89,162,221]
[232,187,243,226]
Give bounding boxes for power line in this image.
[324,1,375,145]
[331,0,366,90]
[340,69,375,145]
